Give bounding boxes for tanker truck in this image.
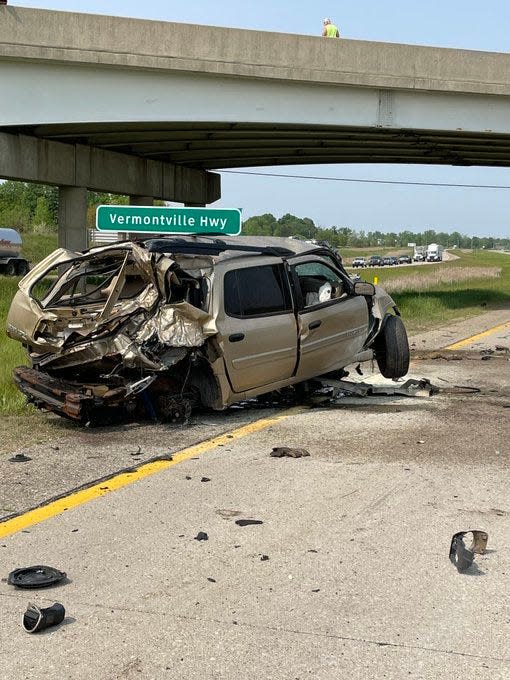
[0,228,29,276]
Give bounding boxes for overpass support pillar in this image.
[58,186,88,252]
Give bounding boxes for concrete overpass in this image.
[2,6,510,249]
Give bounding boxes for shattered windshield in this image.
[31,252,148,309]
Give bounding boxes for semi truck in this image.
[426,244,444,262]
[413,246,426,262]
[0,228,30,276]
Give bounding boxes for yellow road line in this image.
[0,406,305,539]
[444,319,510,350]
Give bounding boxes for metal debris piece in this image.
[8,566,67,589]
[194,532,208,541]
[8,453,32,463]
[313,377,440,402]
[22,602,66,633]
[270,447,311,458]
[449,530,488,573]
[235,519,263,527]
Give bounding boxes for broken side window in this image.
[293,261,345,308]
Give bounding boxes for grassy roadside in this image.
[0,234,57,416]
[354,249,510,333]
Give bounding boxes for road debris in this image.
[260,555,270,561]
[194,532,208,541]
[311,378,440,403]
[8,453,32,463]
[22,602,66,633]
[270,447,310,458]
[7,566,67,589]
[201,477,211,482]
[207,577,216,583]
[449,530,488,573]
[235,519,264,527]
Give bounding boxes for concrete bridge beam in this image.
[0,132,221,204]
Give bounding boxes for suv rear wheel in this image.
[375,315,410,379]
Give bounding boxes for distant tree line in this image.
[0,181,507,249]
[243,213,509,250]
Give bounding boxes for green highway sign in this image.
[96,205,242,236]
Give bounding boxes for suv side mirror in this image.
[354,281,375,296]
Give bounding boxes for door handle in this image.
[229,333,245,342]
[308,320,322,330]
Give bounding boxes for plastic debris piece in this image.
[194,532,208,541]
[201,477,211,482]
[22,602,66,633]
[235,519,263,527]
[8,454,32,463]
[7,566,67,589]
[449,530,488,572]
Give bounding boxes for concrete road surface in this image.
[0,323,509,680]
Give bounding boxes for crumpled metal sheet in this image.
[315,377,440,400]
[136,302,216,348]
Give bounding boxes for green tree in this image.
[33,196,52,228]
[242,213,277,236]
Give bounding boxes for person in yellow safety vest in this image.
[322,18,340,38]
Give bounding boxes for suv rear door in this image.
[216,261,298,393]
[291,259,369,379]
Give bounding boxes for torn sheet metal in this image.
[315,377,440,401]
[136,302,216,348]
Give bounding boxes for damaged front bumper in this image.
[13,366,132,423]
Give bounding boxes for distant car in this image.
[390,256,399,266]
[398,255,412,264]
[413,253,425,262]
[352,257,367,268]
[382,257,393,266]
[368,255,383,267]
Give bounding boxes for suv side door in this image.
[291,259,369,379]
[216,261,298,393]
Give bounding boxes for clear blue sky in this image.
[14,0,510,237]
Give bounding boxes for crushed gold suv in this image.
[6,235,410,424]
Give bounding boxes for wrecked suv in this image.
[6,235,409,424]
